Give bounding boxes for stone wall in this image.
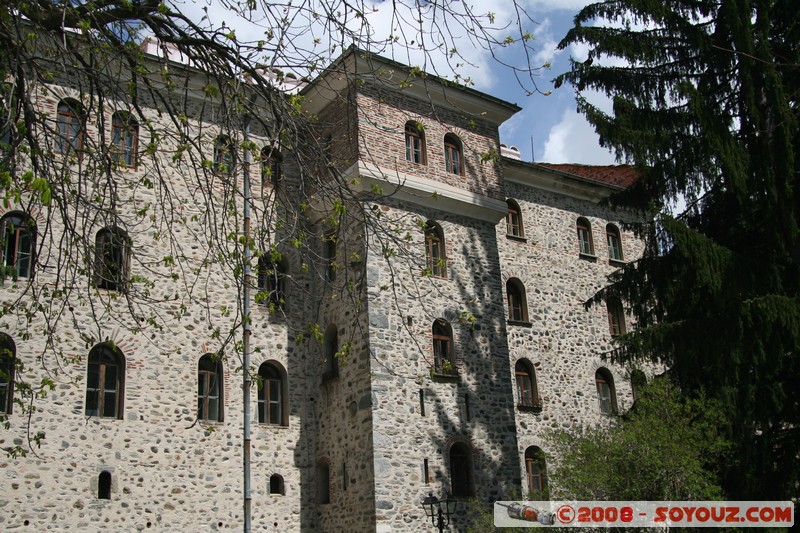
[0,49,648,533]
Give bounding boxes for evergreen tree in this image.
[556,0,800,499]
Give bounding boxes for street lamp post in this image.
[421,492,458,533]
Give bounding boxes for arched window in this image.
[261,146,282,187]
[85,343,125,419]
[198,354,224,422]
[449,442,474,497]
[630,369,647,402]
[323,324,339,381]
[257,256,286,310]
[515,359,540,410]
[0,333,16,414]
[607,297,626,337]
[606,223,623,261]
[506,199,524,238]
[213,135,235,174]
[95,227,130,291]
[98,471,112,500]
[111,112,138,168]
[316,461,330,504]
[432,319,455,376]
[257,362,286,426]
[444,133,463,175]
[404,121,426,164]
[577,217,594,256]
[424,221,446,279]
[506,278,529,322]
[56,99,84,155]
[269,474,285,495]
[1,212,36,279]
[595,368,618,415]
[524,447,548,496]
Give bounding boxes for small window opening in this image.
[98,471,112,500]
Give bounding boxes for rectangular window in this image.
[426,236,445,278]
[0,358,13,414]
[112,120,137,168]
[607,232,621,261]
[432,336,451,374]
[445,143,461,174]
[85,361,119,418]
[516,373,532,405]
[3,221,33,278]
[508,292,523,321]
[596,379,613,415]
[577,225,592,255]
[198,370,220,421]
[405,131,423,163]
[507,208,522,237]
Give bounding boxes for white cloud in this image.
[540,108,616,164]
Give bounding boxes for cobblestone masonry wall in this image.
[0,77,315,532]
[498,180,647,492]
[364,198,521,533]
[0,54,647,533]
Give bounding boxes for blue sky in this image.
[170,0,615,165]
[488,1,616,165]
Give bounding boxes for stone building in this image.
[0,45,643,532]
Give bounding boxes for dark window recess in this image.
[98,471,112,500]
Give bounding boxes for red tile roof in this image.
[536,163,639,189]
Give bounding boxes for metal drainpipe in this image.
[242,112,253,533]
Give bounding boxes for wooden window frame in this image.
[258,257,286,310]
[405,122,425,164]
[506,201,524,238]
[607,298,626,337]
[515,360,541,410]
[444,134,463,175]
[0,334,16,414]
[606,224,623,262]
[56,100,84,155]
[261,146,282,188]
[111,112,138,168]
[577,218,594,256]
[85,344,124,419]
[213,135,235,174]
[257,363,285,425]
[524,447,547,495]
[506,279,528,323]
[1,212,35,279]
[432,319,456,376]
[424,222,447,279]
[198,354,223,422]
[95,227,130,292]
[595,368,618,415]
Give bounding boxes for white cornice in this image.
[503,159,620,203]
[343,161,508,223]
